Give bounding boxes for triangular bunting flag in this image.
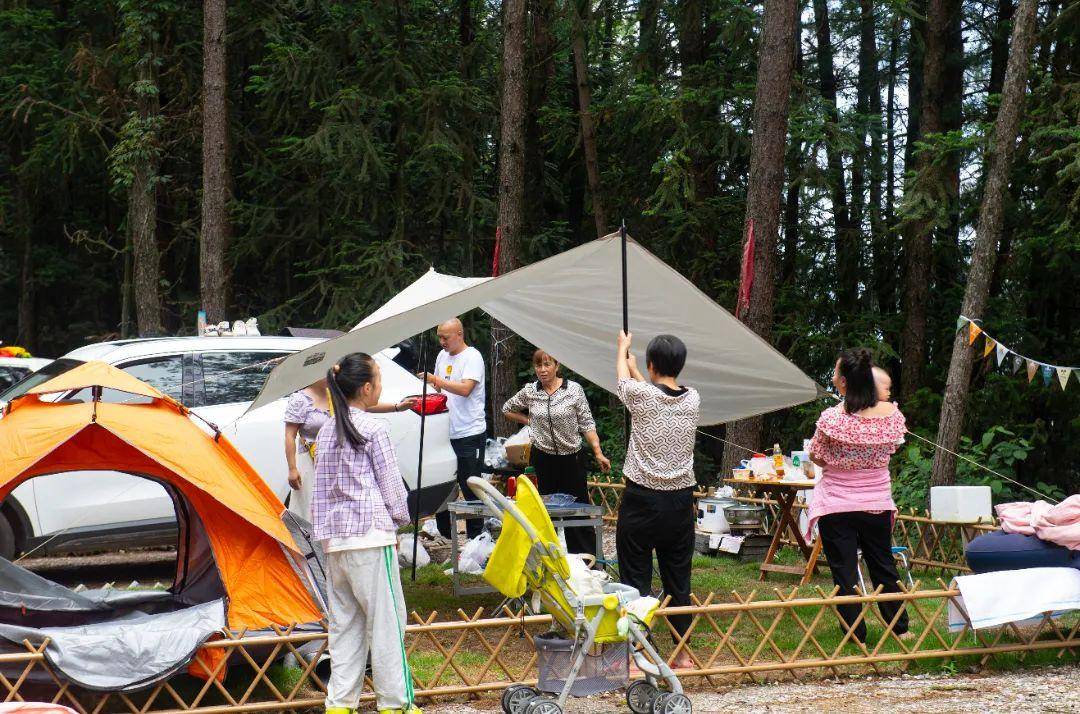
[1027,360,1038,382]
[1041,365,1054,386]
[983,338,996,358]
[995,343,1009,366]
[1012,354,1024,374]
[956,316,968,332]
[968,322,983,345]
[1058,367,1072,390]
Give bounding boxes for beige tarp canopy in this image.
[248,233,822,425]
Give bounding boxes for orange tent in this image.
[0,361,322,630]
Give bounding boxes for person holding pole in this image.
[503,348,612,557]
[614,330,699,670]
[420,317,488,539]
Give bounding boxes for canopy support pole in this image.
[621,220,630,444]
[411,334,429,581]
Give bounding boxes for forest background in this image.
[1,0,1077,507]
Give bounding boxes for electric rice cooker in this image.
[697,497,738,534]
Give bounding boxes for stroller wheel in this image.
[626,679,659,714]
[656,692,692,714]
[524,697,563,714]
[502,684,539,714]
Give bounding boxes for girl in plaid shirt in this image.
[314,353,421,714]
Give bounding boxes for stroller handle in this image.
[466,476,547,547]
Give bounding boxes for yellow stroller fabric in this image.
[483,477,567,597]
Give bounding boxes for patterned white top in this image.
[617,378,700,491]
[503,379,596,455]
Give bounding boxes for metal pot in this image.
[723,504,765,527]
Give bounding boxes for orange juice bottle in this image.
[772,443,785,478]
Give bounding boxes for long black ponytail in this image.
[326,352,378,449]
[838,348,877,414]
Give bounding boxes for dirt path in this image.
[426,665,1080,712]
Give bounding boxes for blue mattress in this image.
[965,530,1080,574]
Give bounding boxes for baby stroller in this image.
[466,476,691,714]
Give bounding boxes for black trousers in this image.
[436,432,487,539]
[818,511,909,642]
[531,447,595,558]
[616,481,695,638]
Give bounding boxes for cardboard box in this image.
[504,440,531,468]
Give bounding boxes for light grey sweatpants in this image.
[325,546,412,711]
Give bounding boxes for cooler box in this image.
[930,486,992,523]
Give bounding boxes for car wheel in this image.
[0,514,16,561]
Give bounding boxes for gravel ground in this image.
[423,665,1080,712]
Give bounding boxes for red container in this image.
[506,476,517,498]
[408,393,448,415]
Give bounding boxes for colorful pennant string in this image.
[956,315,1074,391]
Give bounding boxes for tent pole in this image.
[411,334,429,581]
[620,220,630,444]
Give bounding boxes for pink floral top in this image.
[809,403,906,470]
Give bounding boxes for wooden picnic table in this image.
[724,476,823,585]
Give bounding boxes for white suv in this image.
[0,336,458,559]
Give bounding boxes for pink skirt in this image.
[806,466,896,539]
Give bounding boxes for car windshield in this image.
[0,358,85,403]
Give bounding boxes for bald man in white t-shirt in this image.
[420,318,488,539]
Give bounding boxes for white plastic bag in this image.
[421,519,440,538]
[484,438,508,469]
[398,534,431,568]
[566,553,608,596]
[504,426,531,447]
[458,531,495,574]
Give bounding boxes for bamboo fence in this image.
[2,476,1058,712]
[2,584,1078,712]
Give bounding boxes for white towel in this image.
[948,567,1080,630]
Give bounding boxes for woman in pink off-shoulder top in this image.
[808,348,909,643]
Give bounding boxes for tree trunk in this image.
[938,0,965,272]
[131,49,164,337]
[781,35,804,286]
[636,0,663,81]
[884,12,900,227]
[16,227,35,352]
[899,0,947,404]
[492,0,528,437]
[813,0,858,314]
[392,0,408,261]
[879,11,901,314]
[570,0,608,237]
[931,0,1039,487]
[525,0,556,234]
[721,0,800,474]
[904,1,926,169]
[199,0,230,324]
[860,0,886,313]
[459,0,476,274]
[987,0,1015,114]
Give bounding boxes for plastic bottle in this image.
[523,466,538,487]
[772,443,785,478]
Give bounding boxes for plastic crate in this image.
[534,632,628,696]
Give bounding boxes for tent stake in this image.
[411,334,429,581]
